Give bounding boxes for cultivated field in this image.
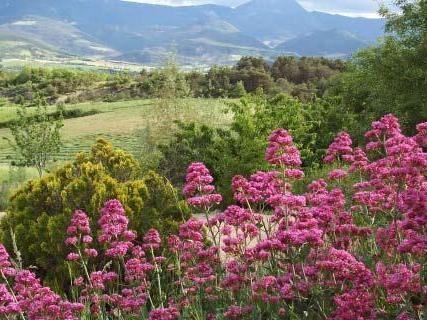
[0,98,232,164]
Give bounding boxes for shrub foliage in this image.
[0,139,189,289]
[158,93,355,204]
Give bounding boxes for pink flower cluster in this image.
[65,209,97,261]
[64,201,176,318]
[0,114,426,319]
[414,122,427,148]
[98,199,136,257]
[324,132,353,163]
[183,162,223,208]
[0,244,83,319]
[265,128,302,166]
[232,171,286,204]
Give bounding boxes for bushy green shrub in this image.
[158,122,220,187]
[159,93,350,204]
[157,93,358,205]
[0,139,189,290]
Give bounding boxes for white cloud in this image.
[122,0,246,7]
[298,0,386,18]
[122,0,389,17]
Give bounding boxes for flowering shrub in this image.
[0,114,426,319]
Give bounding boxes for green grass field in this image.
[0,98,232,164]
[0,164,39,211]
[0,164,38,183]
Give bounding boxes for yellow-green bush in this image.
[0,139,190,290]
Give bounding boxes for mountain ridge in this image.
[276,29,369,58]
[0,0,385,66]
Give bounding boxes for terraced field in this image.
[0,98,231,164]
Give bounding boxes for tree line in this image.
[0,56,345,106]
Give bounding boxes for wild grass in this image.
[0,164,39,211]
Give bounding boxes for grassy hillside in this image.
[0,16,117,59]
[0,98,231,164]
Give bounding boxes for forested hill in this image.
[0,0,384,66]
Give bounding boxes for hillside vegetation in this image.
[0,1,426,318]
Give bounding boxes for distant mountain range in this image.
[0,0,385,67]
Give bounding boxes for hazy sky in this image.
[123,0,387,18]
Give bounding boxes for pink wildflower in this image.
[324,132,353,163]
[148,306,180,320]
[331,289,376,320]
[265,128,302,166]
[224,305,253,319]
[66,210,91,235]
[143,229,161,249]
[414,122,427,147]
[98,199,129,243]
[328,169,348,180]
[0,244,11,269]
[232,171,286,204]
[183,162,222,208]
